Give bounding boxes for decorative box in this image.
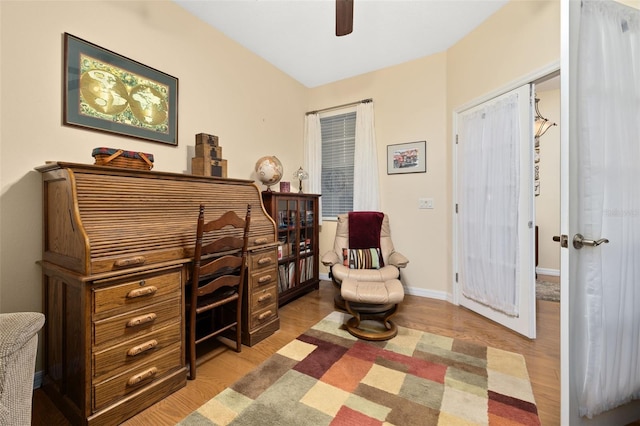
[195,133,219,147]
[195,144,223,161]
[279,181,290,192]
[92,147,154,170]
[191,158,228,178]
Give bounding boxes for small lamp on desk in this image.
[293,167,308,193]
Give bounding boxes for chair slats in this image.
[187,203,251,380]
[196,274,242,298]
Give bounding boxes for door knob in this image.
[573,233,609,249]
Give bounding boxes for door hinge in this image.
[455,272,458,282]
[455,134,459,144]
[455,203,458,213]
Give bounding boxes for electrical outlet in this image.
[418,198,434,209]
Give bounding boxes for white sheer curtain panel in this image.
[458,93,520,316]
[353,101,380,211]
[304,113,323,224]
[576,0,640,418]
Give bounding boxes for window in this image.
[320,111,356,218]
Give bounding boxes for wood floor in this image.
[32,281,560,425]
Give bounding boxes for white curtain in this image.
[458,93,520,316]
[353,101,380,211]
[304,113,322,224]
[576,0,640,418]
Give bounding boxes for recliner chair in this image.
[321,212,408,340]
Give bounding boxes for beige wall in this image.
[535,89,561,273]
[0,0,308,317]
[310,53,449,298]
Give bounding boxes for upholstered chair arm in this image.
[388,251,409,268]
[0,312,45,426]
[321,250,341,266]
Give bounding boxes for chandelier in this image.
[534,97,557,145]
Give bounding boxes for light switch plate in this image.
[419,198,434,209]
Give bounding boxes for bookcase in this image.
[261,192,320,306]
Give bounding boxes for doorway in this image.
[453,70,562,339]
[532,76,561,299]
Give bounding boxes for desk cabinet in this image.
[243,245,280,346]
[41,263,186,425]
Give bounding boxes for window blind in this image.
[320,112,356,218]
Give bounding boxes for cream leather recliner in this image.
[322,212,409,340]
[322,213,408,303]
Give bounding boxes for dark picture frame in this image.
[63,33,178,146]
[387,141,427,174]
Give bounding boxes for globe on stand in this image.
[255,156,283,192]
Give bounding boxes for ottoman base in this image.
[341,278,404,341]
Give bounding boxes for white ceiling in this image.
[174,0,509,88]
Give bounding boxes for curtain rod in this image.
[306,98,372,116]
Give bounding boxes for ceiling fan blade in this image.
[336,0,354,36]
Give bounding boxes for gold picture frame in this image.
[63,33,179,146]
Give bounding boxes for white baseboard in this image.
[536,267,560,277]
[404,286,450,302]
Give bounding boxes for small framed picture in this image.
[387,141,426,174]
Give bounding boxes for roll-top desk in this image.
[36,162,279,425]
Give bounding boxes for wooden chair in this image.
[187,204,251,380]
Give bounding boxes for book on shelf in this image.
[278,264,287,293]
[288,262,295,289]
[307,255,314,280]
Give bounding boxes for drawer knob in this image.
[126,286,158,299]
[258,293,272,303]
[254,237,268,245]
[258,310,272,321]
[114,256,146,268]
[126,313,157,328]
[258,258,272,265]
[127,339,158,357]
[258,275,272,284]
[127,367,158,387]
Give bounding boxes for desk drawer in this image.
[93,344,181,411]
[251,286,277,312]
[251,267,276,290]
[93,298,181,347]
[250,249,277,270]
[93,321,181,379]
[249,304,277,329]
[93,269,182,315]
[250,234,275,247]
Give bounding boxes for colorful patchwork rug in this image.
[179,312,540,425]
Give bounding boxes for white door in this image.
[563,0,640,424]
[455,84,536,339]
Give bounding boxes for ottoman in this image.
[340,278,404,341]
